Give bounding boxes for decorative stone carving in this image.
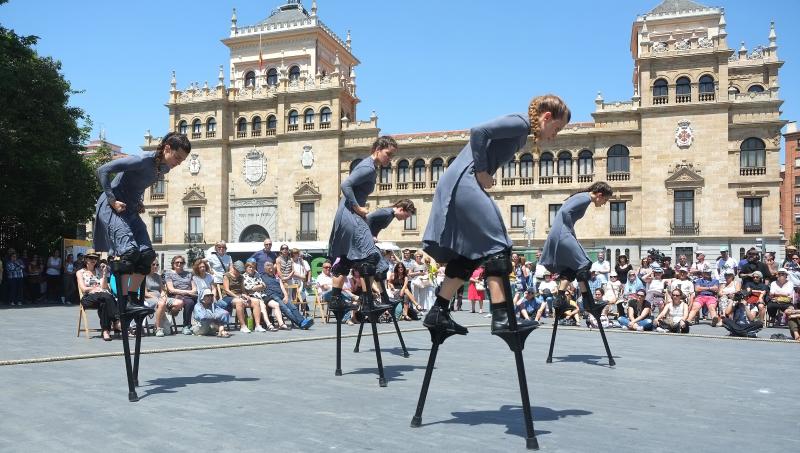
[242,148,266,187]
[652,41,667,53]
[698,37,713,48]
[301,144,314,168]
[182,183,207,204]
[665,161,704,195]
[728,54,739,63]
[293,178,321,202]
[188,153,201,175]
[676,39,691,50]
[674,119,694,148]
[747,45,765,60]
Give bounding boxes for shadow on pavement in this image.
[549,354,620,367]
[355,346,429,357]
[423,404,592,438]
[140,373,259,398]
[345,364,427,382]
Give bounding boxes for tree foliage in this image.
[0,2,100,251]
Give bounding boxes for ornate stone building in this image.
[143,0,786,264]
[780,122,799,240]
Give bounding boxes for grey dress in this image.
[93,152,171,254]
[539,192,592,273]
[423,114,530,262]
[367,207,395,275]
[328,157,377,261]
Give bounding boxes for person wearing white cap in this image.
[716,247,738,279]
[717,269,740,315]
[668,267,695,308]
[192,288,231,337]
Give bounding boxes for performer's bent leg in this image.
[483,251,538,333]
[423,255,478,335]
[329,257,354,311]
[357,254,388,312]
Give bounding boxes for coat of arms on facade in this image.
[243,148,266,187]
[188,153,201,175]
[301,145,314,168]
[675,119,694,148]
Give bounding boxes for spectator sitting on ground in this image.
[655,288,690,333]
[785,302,800,341]
[165,255,197,336]
[248,238,277,274]
[221,260,266,333]
[145,261,182,337]
[646,266,666,315]
[742,270,768,322]
[669,267,695,308]
[767,268,793,327]
[192,288,230,337]
[261,262,313,329]
[619,289,653,331]
[717,269,741,319]
[534,270,558,320]
[689,269,720,326]
[516,288,538,322]
[76,250,119,341]
[721,291,763,338]
[557,285,582,326]
[242,260,278,332]
[586,288,607,328]
[388,262,420,321]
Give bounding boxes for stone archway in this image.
[239,224,269,243]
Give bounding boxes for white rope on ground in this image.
[1,322,796,367]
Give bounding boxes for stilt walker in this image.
[93,132,192,401]
[540,182,616,366]
[353,200,417,358]
[327,137,398,386]
[411,95,573,450]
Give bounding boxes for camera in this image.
[733,290,746,303]
[647,248,667,265]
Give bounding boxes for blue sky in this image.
[4,0,797,160]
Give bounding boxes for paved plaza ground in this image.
[0,305,798,452]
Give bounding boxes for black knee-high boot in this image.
[490,276,539,333]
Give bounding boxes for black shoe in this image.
[124,302,154,316]
[423,306,467,335]
[328,295,353,312]
[553,294,569,311]
[491,307,539,333]
[361,298,391,314]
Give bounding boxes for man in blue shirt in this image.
[249,239,278,274]
[260,262,314,329]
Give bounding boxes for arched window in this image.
[676,76,691,102]
[288,110,298,125]
[252,116,262,133]
[413,159,426,182]
[304,108,315,124]
[397,160,409,183]
[730,86,740,94]
[266,68,278,86]
[266,115,277,130]
[557,151,572,176]
[379,164,392,184]
[578,150,593,175]
[502,159,516,178]
[320,107,332,124]
[431,158,444,182]
[244,71,256,88]
[289,65,300,81]
[748,84,765,93]
[206,118,216,134]
[236,117,247,137]
[699,75,714,93]
[740,137,766,169]
[178,120,188,135]
[607,145,630,173]
[349,158,362,173]
[653,78,668,101]
[539,152,554,177]
[192,119,201,134]
[519,153,533,178]
[446,156,456,167]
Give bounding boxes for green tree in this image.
[0,0,99,251]
[791,231,800,248]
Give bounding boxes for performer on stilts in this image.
[412,95,572,450]
[327,136,397,385]
[93,132,192,401]
[353,199,417,357]
[540,181,616,366]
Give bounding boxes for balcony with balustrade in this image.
[670,222,700,236]
[740,166,766,176]
[185,233,204,243]
[296,230,318,241]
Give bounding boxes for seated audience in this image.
[242,260,276,332]
[619,289,653,331]
[655,288,690,333]
[76,250,119,341]
[220,260,265,333]
[165,255,197,335]
[192,288,231,337]
[388,262,420,321]
[717,269,740,318]
[721,291,763,338]
[767,268,793,326]
[261,262,313,329]
[192,259,215,300]
[145,261,183,337]
[689,269,719,325]
[742,271,768,322]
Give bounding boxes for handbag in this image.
[474,282,485,292]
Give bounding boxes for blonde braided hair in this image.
[528,94,571,153]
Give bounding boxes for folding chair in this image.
[312,290,329,323]
[76,280,103,339]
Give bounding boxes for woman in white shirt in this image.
[768,268,794,326]
[206,241,232,298]
[717,269,740,317]
[655,288,690,333]
[192,259,215,298]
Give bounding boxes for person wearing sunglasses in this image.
[207,241,232,300]
[655,289,690,333]
[165,255,197,335]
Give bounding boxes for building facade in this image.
[780,122,800,241]
[141,0,787,264]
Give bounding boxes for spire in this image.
[230,8,238,36]
[311,0,317,17]
[217,64,225,87]
[768,21,777,50]
[346,30,352,51]
[641,16,649,35]
[170,70,177,92]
